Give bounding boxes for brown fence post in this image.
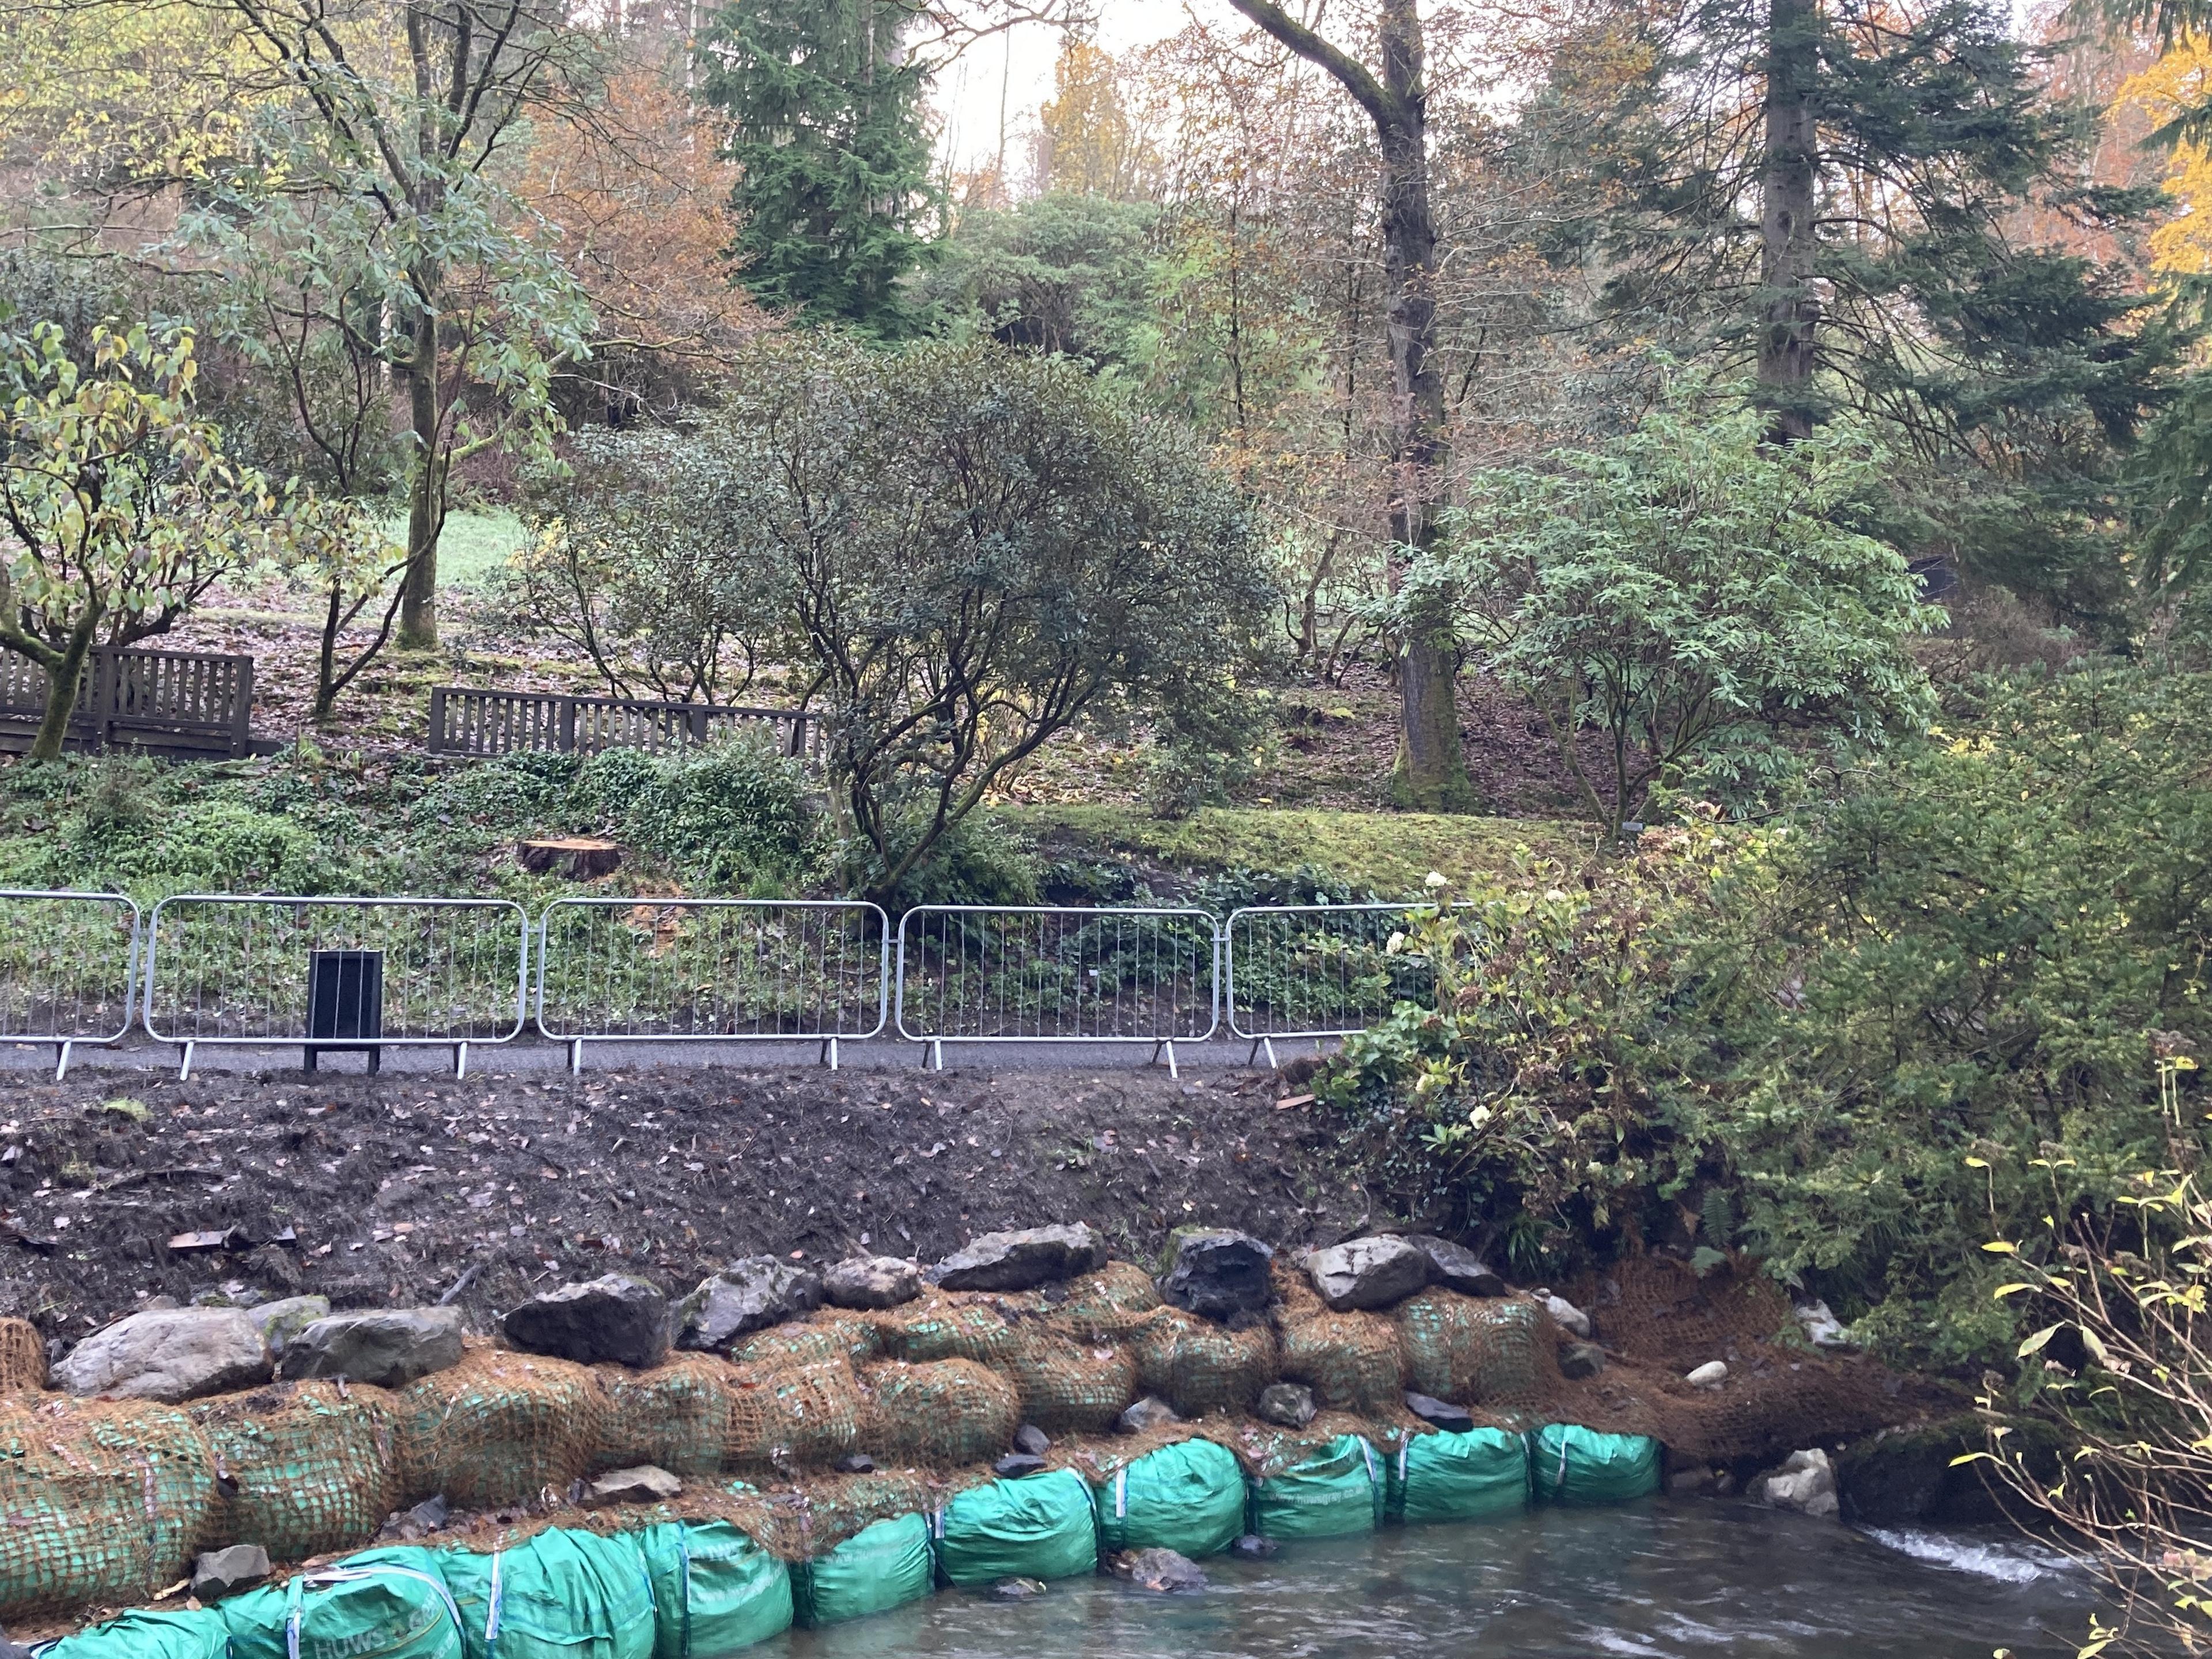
[558,695,577,753]
[229,656,253,758]
[427,687,448,755]
[85,647,115,753]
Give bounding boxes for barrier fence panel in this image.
[0,891,140,1078]
[143,896,529,1078]
[1225,902,1438,1066]
[536,898,889,1071]
[895,906,1218,1075]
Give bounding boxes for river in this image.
[770,1500,2096,1659]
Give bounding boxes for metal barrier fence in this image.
[895,905,1218,1075]
[142,897,530,1078]
[0,891,141,1078]
[1225,902,1437,1066]
[536,898,888,1071]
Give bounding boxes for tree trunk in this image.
[27,615,100,763]
[1759,0,1820,443]
[397,301,444,649]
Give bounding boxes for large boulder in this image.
[1159,1230,1275,1320]
[1256,1383,1316,1429]
[929,1224,1107,1292]
[1753,1449,1839,1520]
[503,1274,670,1368]
[1391,1234,1506,1297]
[1306,1236,1430,1312]
[676,1258,823,1352]
[821,1255,922,1310]
[281,1308,465,1388]
[54,1308,271,1403]
[247,1296,330,1361]
[192,1544,271,1601]
[1404,1392,1475,1432]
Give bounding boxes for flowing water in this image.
[770,1501,2096,1659]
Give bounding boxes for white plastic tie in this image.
[1115,1468,1128,1520]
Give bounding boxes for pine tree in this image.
[699,0,935,334]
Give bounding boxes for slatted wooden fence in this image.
[427,687,816,760]
[0,647,255,759]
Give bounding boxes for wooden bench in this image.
[0,646,254,759]
[427,687,816,760]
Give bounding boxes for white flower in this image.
[1385,931,1406,955]
[1423,871,1448,889]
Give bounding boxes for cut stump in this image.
[517,837,624,878]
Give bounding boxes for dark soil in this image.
[0,1062,1374,1353]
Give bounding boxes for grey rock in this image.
[393,1495,450,1539]
[1230,1535,1278,1559]
[834,1453,876,1475]
[1307,1236,1430,1312]
[54,1308,270,1403]
[994,1452,1049,1479]
[1558,1340,1606,1381]
[1256,1382,1317,1429]
[0,1629,28,1659]
[247,1296,330,1359]
[1539,1293,1593,1339]
[586,1464,685,1507]
[281,1308,464,1388]
[822,1255,922,1310]
[1754,1449,1840,1520]
[1686,1359,1728,1389]
[1118,1395,1181,1435]
[1113,1548,1206,1592]
[1013,1423,1052,1456]
[1159,1230,1275,1320]
[1668,1466,1719,1497]
[1392,1234,1507,1297]
[1404,1392,1475,1432]
[191,1544,270,1601]
[506,1274,671,1368]
[677,1259,823,1353]
[991,1578,1048,1601]
[929,1225,1107,1293]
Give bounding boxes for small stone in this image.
[1307,1236,1431,1312]
[1230,1535,1278,1559]
[1158,1230,1275,1320]
[191,1544,270,1601]
[1753,1448,1840,1519]
[54,1309,270,1403]
[246,1296,330,1360]
[1404,1391,1474,1432]
[677,1259,823,1352]
[834,1453,876,1475]
[995,1452,1049,1479]
[1540,1293,1593,1339]
[586,1465,684,1507]
[1558,1340,1606,1381]
[929,1225,1107,1292]
[503,1275,670,1368]
[1668,1467,1719,1497]
[1111,1548,1207,1592]
[397,1495,450,1538]
[281,1308,464,1388]
[822,1255,922,1310]
[1256,1382,1316,1429]
[1686,1360,1728,1389]
[1118,1395,1181,1434]
[1013,1424,1052,1456]
[990,1577,1048,1601]
[1390,1234,1507,1297]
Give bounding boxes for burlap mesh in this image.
[392,1348,608,1508]
[1049,1263,1162,1335]
[594,1356,734,1477]
[768,1469,943,1560]
[194,1382,398,1562]
[857,1359,1019,1467]
[727,1360,861,1468]
[1000,1334,1137,1433]
[1131,1309,1277,1415]
[1571,1254,1797,1361]
[1397,1291,1553,1407]
[1278,1312,1407,1414]
[0,1318,45,1392]
[878,1301,1027,1367]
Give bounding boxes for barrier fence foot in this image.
[570,1040,584,1075]
[454,1042,469,1079]
[1157,1040,1179,1080]
[180,1040,195,1081]
[54,1040,71,1083]
[821,1036,840,1071]
[1265,1036,1279,1070]
[931,1039,944,1071]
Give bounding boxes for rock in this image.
[0,1630,29,1659]
[586,1465,685,1507]
[1558,1340,1606,1381]
[1753,1449,1839,1520]
[1230,1535,1278,1559]
[1404,1392,1475,1432]
[281,1308,464,1388]
[1256,1382,1316,1429]
[1013,1424,1052,1456]
[1685,1360,1728,1389]
[191,1544,270,1601]
[1794,1300,1855,1350]
[1118,1396,1181,1434]
[54,1308,271,1403]
[505,1274,671,1368]
[1539,1292,1593,1339]
[821,1255,921,1310]
[1667,1467,1718,1497]
[247,1296,330,1360]
[1111,1548,1207,1592]
[385,1495,450,1541]
[1836,1415,2061,1525]
[994,1452,1048,1479]
[1391,1234,1507,1297]
[990,1577,1048,1601]
[929,1225,1107,1292]
[677,1259,823,1351]
[1158,1230,1275,1320]
[1306,1236,1430,1312]
[834,1453,876,1475]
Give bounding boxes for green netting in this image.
[597,1358,733,1478]
[1277,1314,1406,1414]
[221,1549,464,1659]
[934,1470,1099,1586]
[1529,1424,1661,1506]
[1398,1293,1545,1406]
[31,1608,230,1659]
[1389,1427,1530,1525]
[858,1360,1018,1467]
[75,1402,222,1594]
[639,1520,795,1656]
[1092,1438,1248,1559]
[1249,1434,1384,1540]
[440,1528,657,1659]
[195,1384,397,1562]
[791,1513,933,1628]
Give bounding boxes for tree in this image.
[1221,0,1477,812]
[922,191,1160,368]
[0,323,293,759]
[1035,33,1158,199]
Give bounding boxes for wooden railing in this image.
[427,687,817,761]
[0,647,255,759]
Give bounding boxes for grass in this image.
[993,804,1586,897]
[378,506,528,592]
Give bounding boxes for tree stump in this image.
[516,837,624,878]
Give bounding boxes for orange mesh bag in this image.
[728,1361,862,1468]
[1001,1334,1137,1434]
[1131,1309,1277,1416]
[1050,1263,1162,1338]
[731,1313,880,1370]
[878,1301,1025,1367]
[596,1355,735,1477]
[392,1349,608,1509]
[857,1359,1020,1467]
[194,1381,398,1562]
[0,1318,44,1392]
[1278,1312,1407,1414]
[1398,1291,1554,1407]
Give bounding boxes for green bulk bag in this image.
[933,1469,1098,1587]
[220,1548,465,1659]
[1249,1434,1383,1540]
[1529,1423,1661,1506]
[1389,1427,1529,1525]
[440,1528,656,1659]
[33,1607,230,1659]
[791,1513,933,1629]
[1093,1440,1247,1559]
[639,1520,795,1656]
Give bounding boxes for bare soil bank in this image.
[0,1063,1372,1348]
